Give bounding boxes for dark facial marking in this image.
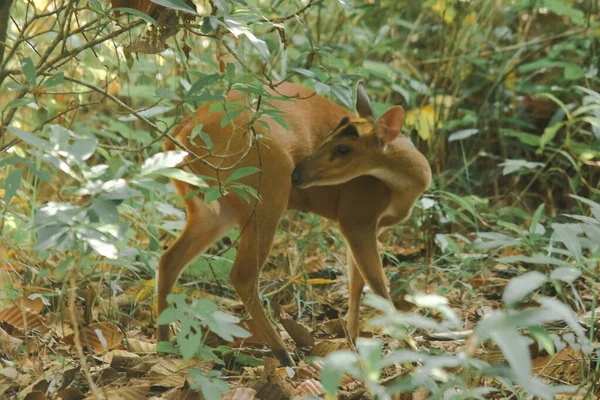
[328,116,351,137]
[338,124,359,138]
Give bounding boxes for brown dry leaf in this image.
[532,347,584,383]
[310,339,348,357]
[222,387,257,400]
[150,357,213,376]
[80,322,124,353]
[321,319,345,338]
[295,378,324,397]
[303,256,327,274]
[126,338,156,353]
[15,296,45,313]
[23,390,47,400]
[93,349,139,365]
[0,326,24,354]
[296,361,322,380]
[149,373,186,389]
[280,318,314,348]
[58,386,86,400]
[0,304,49,333]
[161,388,203,400]
[84,385,150,400]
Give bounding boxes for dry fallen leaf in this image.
[84,385,150,400]
[223,387,257,400]
[79,322,124,353]
[295,378,324,397]
[280,318,314,348]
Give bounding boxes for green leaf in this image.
[189,369,228,400]
[92,197,120,224]
[502,271,547,307]
[187,73,220,96]
[35,225,70,250]
[226,166,260,182]
[564,64,585,81]
[68,138,97,162]
[320,351,358,395]
[140,151,187,175]
[448,128,479,142]
[7,126,50,150]
[151,168,209,187]
[43,72,65,87]
[539,122,563,149]
[290,68,318,80]
[77,228,118,259]
[157,306,180,325]
[203,186,222,203]
[489,327,532,378]
[20,57,36,86]
[551,223,582,261]
[527,326,556,356]
[5,97,34,109]
[529,203,545,234]
[3,168,23,207]
[110,7,158,25]
[149,0,198,14]
[156,87,181,101]
[550,267,581,284]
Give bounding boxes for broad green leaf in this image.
[35,225,70,250]
[189,369,228,400]
[149,0,197,14]
[564,64,585,81]
[43,72,64,87]
[5,98,34,109]
[539,122,563,149]
[109,7,158,25]
[320,350,358,395]
[551,223,582,261]
[20,57,36,86]
[187,73,220,96]
[78,228,118,259]
[489,327,531,378]
[550,267,581,284]
[498,159,545,175]
[156,87,181,101]
[529,203,545,234]
[203,186,222,203]
[141,151,188,175]
[3,168,23,206]
[68,138,97,162]
[92,197,120,224]
[226,166,261,182]
[7,126,50,150]
[151,168,209,187]
[448,128,479,142]
[502,271,547,307]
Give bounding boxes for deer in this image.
[157,81,432,367]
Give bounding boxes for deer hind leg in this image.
[157,196,237,343]
[229,206,295,367]
[346,247,365,341]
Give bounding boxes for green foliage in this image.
[0,0,598,397]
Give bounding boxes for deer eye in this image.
[335,145,351,156]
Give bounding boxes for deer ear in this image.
[375,106,404,144]
[356,81,374,119]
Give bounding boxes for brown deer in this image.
[157,81,431,366]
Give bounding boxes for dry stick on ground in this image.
[69,266,102,396]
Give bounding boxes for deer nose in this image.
[291,164,303,186]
